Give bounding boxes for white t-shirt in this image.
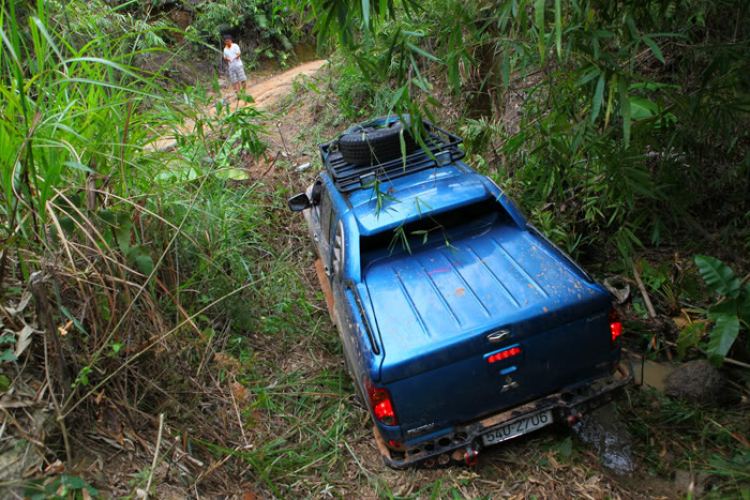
[223,43,242,67]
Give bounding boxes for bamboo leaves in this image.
[535,0,545,64]
[618,77,631,146]
[554,0,562,58]
[642,36,665,63]
[591,75,605,122]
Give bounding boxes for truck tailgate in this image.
[363,224,614,433]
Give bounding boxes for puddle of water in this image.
[572,403,635,475]
[627,354,676,392]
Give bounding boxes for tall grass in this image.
[1,0,170,272]
[0,1,274,493]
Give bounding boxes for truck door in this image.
[311,181,335,276]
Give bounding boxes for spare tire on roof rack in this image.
[337,115,420,166]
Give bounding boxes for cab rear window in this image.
[360,198,513,263]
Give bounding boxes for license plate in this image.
[481,409,553,447]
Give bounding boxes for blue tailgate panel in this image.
[365,224,608,381]
[389,313,612,434]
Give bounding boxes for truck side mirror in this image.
[288,193,311,211]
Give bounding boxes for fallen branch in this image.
[30,273,71,394]
[662,339,750,370]
[631,261,657,318]
[260,151,282,178]
[145,413,165,497]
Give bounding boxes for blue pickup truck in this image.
[288,116,631,468]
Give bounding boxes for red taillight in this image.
[610,310,623,343]
[364,377,398,426]
[388,440,404,450]
[487,346,522,364]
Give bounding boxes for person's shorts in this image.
[228,63,246,84]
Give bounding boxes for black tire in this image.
[338,117,420,166]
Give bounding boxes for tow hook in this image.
[566,410,583,426]
[464,445,479,466]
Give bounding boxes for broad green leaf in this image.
[618,78,631,146]
[535,0,545,64]
[695,255,741,298]
[558,436,573,459]
[739,285,750,324]
[642,36,665,63]
[626,16,638,39]
[362,0,370,31]
[426,96,442,108]
[61,475,89,489]
[577,68,600,86]
[60,306,89,335]
[501,53,510,89]
[676,322,704,358]
[707,315,740,366]
[219,168,251,180]
[405,42,441,62]
[0,375,9,392]
[554,0,562,58]
[115,217,132,255]
[629,96,659,120]
[591,75,605,122]
[126,245,154,275]
[707,298,738,319]
[0,348,17,363]
[63,161,95,174]
[135,254,155,275]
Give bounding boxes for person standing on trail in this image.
[223,34,247,95]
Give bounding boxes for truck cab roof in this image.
[346,163,499,236]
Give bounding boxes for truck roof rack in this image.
[319,119,465,194]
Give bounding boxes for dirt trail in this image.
[153,59,328,151]
[240,59,327,109]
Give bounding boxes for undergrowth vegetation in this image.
[0,0,316,496]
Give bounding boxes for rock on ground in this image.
[664,360,723,406]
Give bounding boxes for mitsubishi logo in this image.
[501,375,519,392]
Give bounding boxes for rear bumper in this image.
[374,362,633,469]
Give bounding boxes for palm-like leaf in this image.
[695,255,741,298]
[707,315,740,366]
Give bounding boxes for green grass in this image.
[623,388,750,497]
